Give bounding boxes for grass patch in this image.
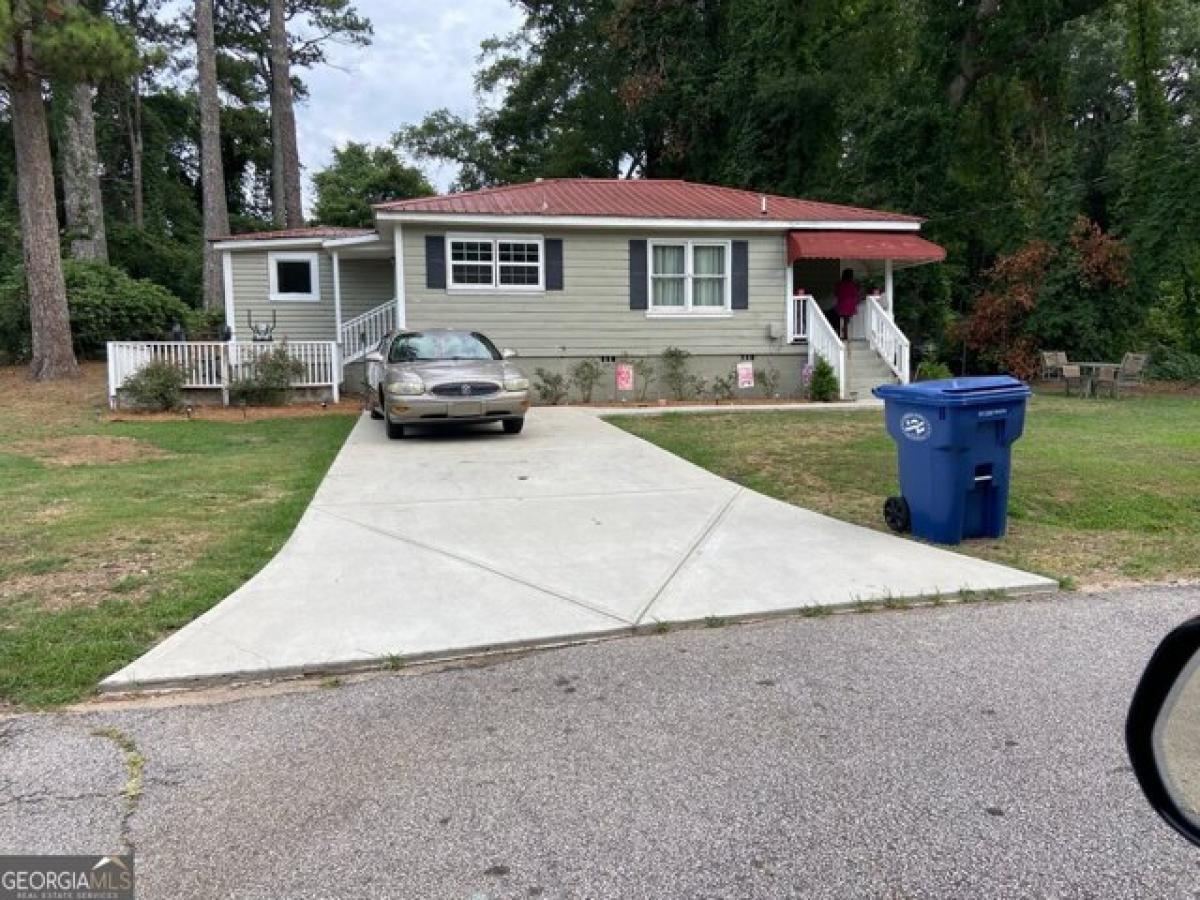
[0,364,354,707]
[609,393,1200,587]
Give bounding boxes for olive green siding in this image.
[401,226,802,358]
[228,249,392,341]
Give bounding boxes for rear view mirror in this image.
[364,351,384,364]
[1127,616,1200,847]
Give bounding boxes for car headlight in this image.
[386,377,424,396]
[504,375,530,392]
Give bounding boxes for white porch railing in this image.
[865,295,911,383]
[107,340,340,408]
[786,293,810,342]
[806,295,847,400]
[340,301,395,364]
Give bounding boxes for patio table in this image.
[1074,362,1119,397]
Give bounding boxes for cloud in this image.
[295,0,523,203]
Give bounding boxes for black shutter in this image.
[731,240,749,310]
[425,235,446,289]
[545,238,564,290]
[629,239,648,310]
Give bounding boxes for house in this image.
[211,179,946,401]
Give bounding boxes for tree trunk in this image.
[269,0,303,227]
[128,78,144,229]
[11,66,78,380]
[197,0,229,313]
[60,81,109,262]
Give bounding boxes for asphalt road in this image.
[3,586,1199,899]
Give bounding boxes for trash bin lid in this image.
[873,376,1030,406]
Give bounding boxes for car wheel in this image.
[502,417,525,435]
[386,418,405,440]
[883,496,911,533]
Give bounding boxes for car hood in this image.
[385,359,513,385]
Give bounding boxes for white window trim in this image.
[445,233,546,294]
[268,251,320,303]
[646,239,733,317]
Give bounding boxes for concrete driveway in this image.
[103,409,1055,690]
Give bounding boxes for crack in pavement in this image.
[91,726,146,852]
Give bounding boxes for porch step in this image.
[845,341,898,400]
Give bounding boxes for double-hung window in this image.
[268,251,320,303]
[448,235,544,292]
[648,240,730,314]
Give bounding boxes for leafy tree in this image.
[312,143,432,227]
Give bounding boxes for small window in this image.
[447,235,544,292]
[648,240,730,314]
[268,252,319,302]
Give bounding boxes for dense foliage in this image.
[121,359,187,410]
[311,142,434,227]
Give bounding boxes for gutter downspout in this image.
[393,224,406,329]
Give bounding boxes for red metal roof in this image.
[787,230,945,263]
[215,226,374,242]
[376,178,922,224]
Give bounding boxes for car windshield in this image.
[388,331,501,363]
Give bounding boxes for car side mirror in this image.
[1127,615,1200,848]
[502,348,517,359]
[364,351,384,364]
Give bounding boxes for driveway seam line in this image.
[311,507,635,626]
[632,488,743,625]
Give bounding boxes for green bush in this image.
[756,365,781,398]
[711,370,736,402]
[809,357,839,402]
[915,360,954,381]
[107,224,203,307]
[1148,346,1200,383]
[230,345,306,405]
[121,360,186,411]
[660,346,693,400]
[0,260,195,360]
[569,358,606,403]
[533,367,569,404]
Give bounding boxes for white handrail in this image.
[107,340,340,408]
[786,293,810,342]
[806,295,846,400]
[340,300,395,363]
[866,296,910,383]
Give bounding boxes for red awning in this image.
[787,231,946,264]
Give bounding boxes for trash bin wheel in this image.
[884,496,911,533]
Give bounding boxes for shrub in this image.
[660,346,693,400]
[0,260,194,360]
[533,367,569,404]
[1148,346,1200,383]
[230,345,306,405]
[569,358,606,403]
[915,360,954,381]
[711,370,736,402]
[628,357,656,402]
[809,357,839,401]
[107,224,203,307]
[121,360,186,411]
[756,365,781,398]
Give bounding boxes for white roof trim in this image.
[374,212,923,232]
[322,233,382,248]
[211,237,329,251]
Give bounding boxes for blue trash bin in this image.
[873,376,1031,545]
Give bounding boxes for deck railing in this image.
[107,340,340,408]
[786,293,810,343]
[865,295,910,383]
[806,295,846,400]
[339,301,395,363]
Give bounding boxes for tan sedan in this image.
[365,329,531,439]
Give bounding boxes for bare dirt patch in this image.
[9,435,172,467]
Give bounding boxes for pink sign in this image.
[616,362,634,392]
[736,361,755,389]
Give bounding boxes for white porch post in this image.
[332,250,343,342]
[393,224,406,329]
[884,258,894,316]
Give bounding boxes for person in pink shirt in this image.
[834,268,861,339]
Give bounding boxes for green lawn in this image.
[0,365,355,707]
[610,393,1200,588]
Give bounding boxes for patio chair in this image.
[1094,364,1119,399]
[1062,364,1084,396]
[1040,351,1066,381]
[1118,352,1149,393]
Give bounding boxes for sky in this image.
[295,0,524,200]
